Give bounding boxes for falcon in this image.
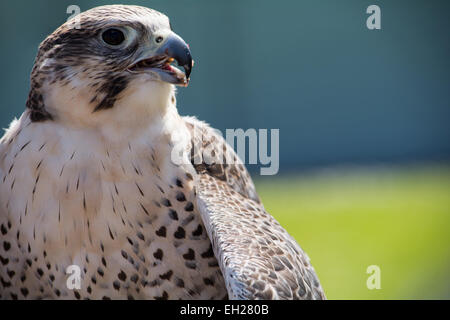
[0,5,325,300]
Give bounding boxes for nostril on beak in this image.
[155,33,193,80]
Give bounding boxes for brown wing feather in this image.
[184,117,326,300]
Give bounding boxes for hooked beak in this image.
[128,31,193,86]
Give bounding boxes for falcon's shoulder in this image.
[183,117,326,300]
[183,116,260,203]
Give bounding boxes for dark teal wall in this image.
[1,1,449,171]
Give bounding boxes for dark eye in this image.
[102,28,125,46]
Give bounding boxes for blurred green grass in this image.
[254,165,450,299]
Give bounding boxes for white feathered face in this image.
[26,5,192,127]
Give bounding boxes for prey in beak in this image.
[128,32,193,86]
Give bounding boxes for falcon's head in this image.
[26,5,193,129]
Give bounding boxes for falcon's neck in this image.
[3,81,191,180]
[40,78,181,144]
